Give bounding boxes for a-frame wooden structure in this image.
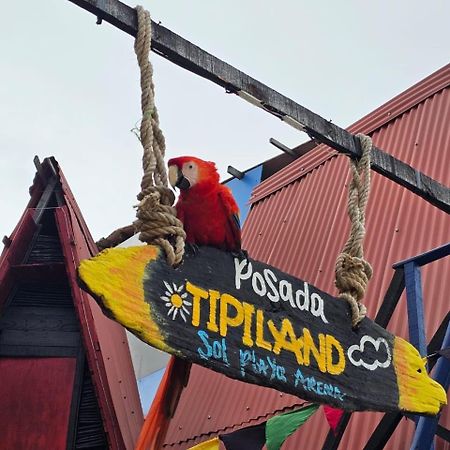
[0,157,143,449]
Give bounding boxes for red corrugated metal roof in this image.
[164,365,306,448]
[161,64,450,449]
[250,63,450,203]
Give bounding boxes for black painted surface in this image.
[26,234,64,264]
[75,363,108,450]
[0,282,80,352]
[143,246,399,412]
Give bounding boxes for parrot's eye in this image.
[188,164,193,169]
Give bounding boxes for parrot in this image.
[164,156,242,424]
[168,156,241,253]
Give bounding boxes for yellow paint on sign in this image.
[393,336,447,415]
[78,245,173,353]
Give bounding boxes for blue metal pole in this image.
[410,323,450,450]
[404,261,427,357]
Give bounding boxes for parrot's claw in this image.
[184,242,199,256]
[232,248,249,261]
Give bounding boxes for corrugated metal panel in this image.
[164,365,305,449]
[162,67,450,449]
[346,63,450,138]
[251,63,449,203]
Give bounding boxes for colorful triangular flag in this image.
[188,436,220,450]
[323,405,344,435]
[265,404,319,450]
[220,422,266,449]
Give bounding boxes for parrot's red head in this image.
[168,156,220,192]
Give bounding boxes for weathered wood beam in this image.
[68,0,450,214]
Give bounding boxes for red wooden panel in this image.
[56,204,143,449]
[0,357,76,450]
[0,210,37,308]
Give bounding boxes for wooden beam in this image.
[393,242,450,269]
[68,0,450,214]
[78,244,446,413]
[321,412,352,450]
[373,268,405,329]
[362,412,402,450]
[436,425,450,443]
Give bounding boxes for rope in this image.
[133,6,185,266]
[335,134,373,327]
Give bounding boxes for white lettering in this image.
[234,260,328,324]
[295,282,309,310]
[234,258,252,289]
[311,292,328,324]
[264,269,279,303]
[279,280,296,308]
[252,272,267,296]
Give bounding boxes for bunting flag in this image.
[220,422,267,449]
[188,404,319,450]
[265,404,320,450]
[188,437,220,450]
[323,405,344,435]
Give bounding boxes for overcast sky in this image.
[1,0,449,241]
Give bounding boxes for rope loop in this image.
[335,133,373,327]
[133,5,185,266]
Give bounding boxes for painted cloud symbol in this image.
[347,336,392,370]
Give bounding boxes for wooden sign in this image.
[78,245,446,415]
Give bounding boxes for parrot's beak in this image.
[169,165,191,190]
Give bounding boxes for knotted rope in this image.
[133,6,185,266]
[335,134,373,327]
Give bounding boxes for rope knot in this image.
[134,187,186,266]
[335,253,372,326]
[335,253,372,299]
[137,185,175,206]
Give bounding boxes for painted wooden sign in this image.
[78,245,446,415]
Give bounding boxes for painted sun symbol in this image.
[161,281,191,322]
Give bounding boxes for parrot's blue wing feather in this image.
[232,213,241,230]
[218,191,241,251]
